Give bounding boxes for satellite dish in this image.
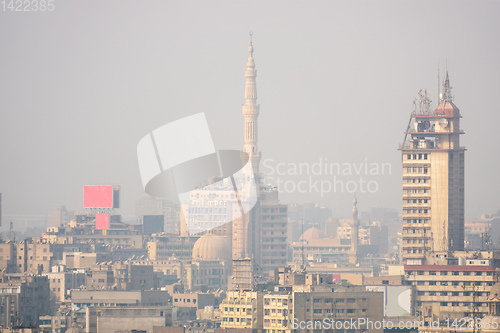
[439,118,448,128]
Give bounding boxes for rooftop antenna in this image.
[443,220,447,251]
[301,218,306,273]
[249,31,253,44]
[438,61,441,103]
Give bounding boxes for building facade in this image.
[0,275,50,328]
[400,74,465,264]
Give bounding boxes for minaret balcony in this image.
[410,113,462,119]
[242,105,259,115]
[405,130,465,135]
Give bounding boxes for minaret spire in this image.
[349,195,359,265]
[352,196,359,251]
[242,32,261,174]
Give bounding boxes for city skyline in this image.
[1,1,500,220]
[1,3,500,330]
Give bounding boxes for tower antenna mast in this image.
[438,61,441,103]
[301,218,306,273]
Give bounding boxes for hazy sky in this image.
[1,0,499,221]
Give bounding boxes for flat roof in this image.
[404,265,495,271]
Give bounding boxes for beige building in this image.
[289,286,383,333]
[46,266,86,303]
[132,259,184,283]
[39,314,70,332]
[147,235,199,261]
[63,252,111,269]
[73,233,143,249]
[12,239,53,273]
[291,236,351,264]
[405,261,497,321]
[220,283,383,333]
[260,190,288,273]
[263,293,294,333]
[71,290,169,309]
[220,291,264,330]
[49,206,73,228]
[84,306,173,333]
[0,242,16,273]
[400,74,465,265]
[221,269,384,333]
[171,292,215,310]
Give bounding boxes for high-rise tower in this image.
[399,72,465,265]
[242,33,261,174]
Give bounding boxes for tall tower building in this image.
[242,34,261,174]
[399,72,465,265]
[234,36,288,274]
[232,35,262,262]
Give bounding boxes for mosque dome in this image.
[299,227,325,241]
[192,233,231,260]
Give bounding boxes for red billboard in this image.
[83,185,119,208]
[96,214,110,230]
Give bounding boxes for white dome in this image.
[192,233,230,260]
